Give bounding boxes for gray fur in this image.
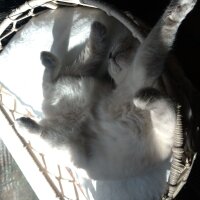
[16,0,197,199]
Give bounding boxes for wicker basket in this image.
[0,1,198,200]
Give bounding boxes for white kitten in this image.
[16,0,197,199]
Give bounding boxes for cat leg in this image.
[130,0,197,87]
[16,117,66,145]
[15,117,45,149]
[16,117,89,167]
[70,21,108,76]
[16,117,42,134]
[133,88,176,159]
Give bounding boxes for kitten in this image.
[16,0,197,199]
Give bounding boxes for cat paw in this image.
[164,0,197,25]
[41,51,59,70]
[16,117,41,134]
[41,51,61,81]
[15,118,50,153]
[133,88,163,111]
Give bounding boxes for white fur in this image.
[0,6,131,114]
[16,0,197,199]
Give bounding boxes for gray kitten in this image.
[16,0,197,199]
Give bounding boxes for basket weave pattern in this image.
[0,1,92,199]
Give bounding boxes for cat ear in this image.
[16,117,42,135]
[41,51,61,81]
[90,21,107,45]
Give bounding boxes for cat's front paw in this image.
[133,88,164,111]
[134,88,176,154]
[164,0,197,25]
[16,117,41,134]
[15,117,52,154]
[133,88,175,124]
[41,51,61,81]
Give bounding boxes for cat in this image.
[16,0,197,199]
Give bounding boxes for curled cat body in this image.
[16,0,197,199]
[0,5,137,114]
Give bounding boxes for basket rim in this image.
[0,0,146,50]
